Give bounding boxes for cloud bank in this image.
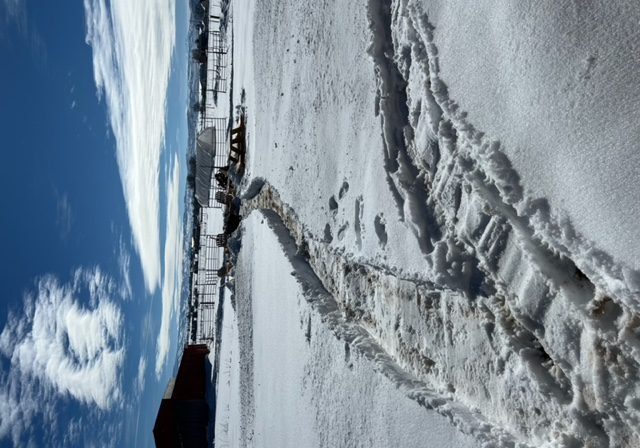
[0,267,125,446]
[156,155,184,376]
[83,0,176,293]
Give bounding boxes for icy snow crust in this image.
[230,0,640,446]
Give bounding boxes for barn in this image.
[153,344,212,447]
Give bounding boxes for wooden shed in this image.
[153,344,211,447]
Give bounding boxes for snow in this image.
[212,0,640,446]
[235,0,428,278]
[214,212,478,448]
[388,0,640,305]
[416,0,640,272]
[213,291,241,447]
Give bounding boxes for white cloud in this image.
[117,237,132,300]
[0,268,125,446]
[83,0,176,293]
[155,155,183,377]
[136,356,146,393]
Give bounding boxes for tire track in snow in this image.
[367,0,640,446]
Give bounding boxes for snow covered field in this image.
[217,0,640,446]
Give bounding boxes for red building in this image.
[153,344,212,447]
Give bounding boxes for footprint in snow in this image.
[354,196,363,250]
[374,214,388,248]
[329,195,339,214]
[324,223,334,243]
[338,180,349,199]
[337,222,349,241]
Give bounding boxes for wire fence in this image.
[189,0,233,345]
[192,234,225,342]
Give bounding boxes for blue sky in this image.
[0,0,191,446]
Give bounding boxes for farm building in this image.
[153,344,212,447]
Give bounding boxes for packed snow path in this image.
[241,177,637,447]
[232,0,640,446]
[220,211,481,447]
[241,181,521,446]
